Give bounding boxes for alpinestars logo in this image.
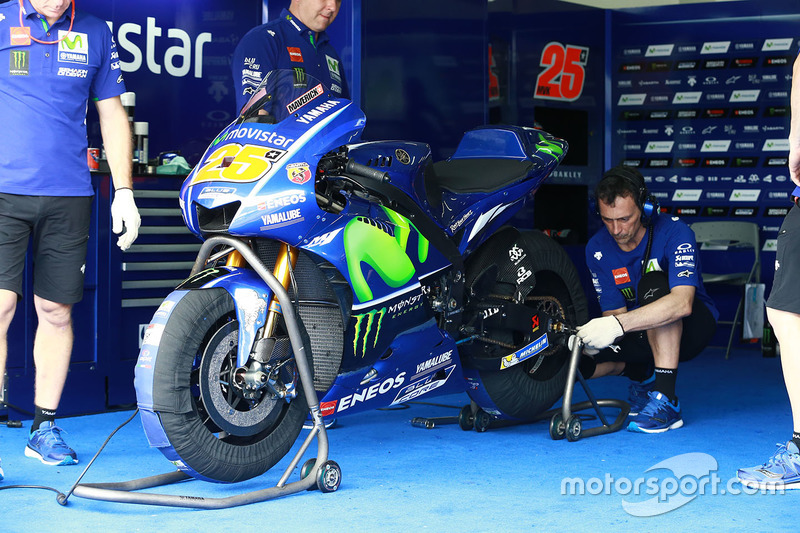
[353,307,386,357]
[10,50,28,76]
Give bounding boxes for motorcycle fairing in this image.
[422,126,568,254]
[318,319,463,418]
[180,99,366,245]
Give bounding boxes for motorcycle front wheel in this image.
[147,288,308,483]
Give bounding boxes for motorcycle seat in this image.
[427,158,534,195]
[424,158,534,213]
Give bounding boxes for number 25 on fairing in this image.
[535,42,589,102]
[190,143,285,185]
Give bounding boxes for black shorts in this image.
[594,271,717,367]
[0,193,93,304]
[766,204,800,314]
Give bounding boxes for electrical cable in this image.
[16,0,76,45]
[0,408,140,506]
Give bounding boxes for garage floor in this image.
[0,346,793,532]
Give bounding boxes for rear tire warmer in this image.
[464,229,588,420]
[150,288,308,483]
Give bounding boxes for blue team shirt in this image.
[0,0,125,196]
[586,215,719,322]
[232,9,348,113]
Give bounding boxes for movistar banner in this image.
[81,0,261,164]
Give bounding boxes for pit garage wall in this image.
[608,0,800,291]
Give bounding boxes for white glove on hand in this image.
[111,188,141,251]
[576,315,624,350]
[567,334,600,355]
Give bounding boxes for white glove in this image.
[568,334,600,355]
[111,187,141,251]
[576,315,624,350]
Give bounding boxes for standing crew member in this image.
[232,0,348,113]
[737,49,800,489]
[0,0,140,478]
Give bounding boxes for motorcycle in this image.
[133,69,588,485]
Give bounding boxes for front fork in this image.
[230,244,300,400]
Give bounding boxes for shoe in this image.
[0,457,4,481]
[737,441,800,490]
[627,375,656,416]
[24,422,78,466]
[627,391,683,433]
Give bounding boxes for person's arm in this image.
[96,96,140,251]
[613,285,694,333]
[790,53,800,187]
[96,96,132,190]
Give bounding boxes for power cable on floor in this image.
[0,408,139,506]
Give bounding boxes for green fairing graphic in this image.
[537,133,564,158]
[353,307,386,357]
[343,207,429,303]
[61,34,84,50]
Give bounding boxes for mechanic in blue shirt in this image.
[576,166,718,434]
[0,0,140,479]
[231,0,348,114]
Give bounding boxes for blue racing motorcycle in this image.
[134,69,587,485]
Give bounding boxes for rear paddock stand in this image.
[70,236,339,509]
[548,336,629,441]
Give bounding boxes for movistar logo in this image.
[60,34,83,50]
[353,307,386,357]
[343,207,429,303]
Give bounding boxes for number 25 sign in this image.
[534,42,589,102]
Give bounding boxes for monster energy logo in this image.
[620,287,635,301]
[10,50,28,76]
[293,67,306,88]
[353,307,386,357]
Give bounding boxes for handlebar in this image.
[345,159,390,183]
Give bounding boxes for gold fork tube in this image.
[263,244,299,336]
[225,249,245,267]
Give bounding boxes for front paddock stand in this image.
[70,421,338,509]
[548,336,630,442]
[71,236,340,509]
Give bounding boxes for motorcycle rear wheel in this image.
[465,229,588,420]
[150,288,308,483]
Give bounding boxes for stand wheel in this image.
[300,458,319,491]
[316,460,342,493]
[474,409,492,433]
[458,405,475,431]
[549,412,566,440]
[565,415,582,442]
[300,458,316,480]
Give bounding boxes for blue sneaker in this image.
[737,441,800,489]
[628,375,656,416]
[627,391,683,433]
[24,422,78,466]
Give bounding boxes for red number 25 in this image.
[535,42,589,102]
